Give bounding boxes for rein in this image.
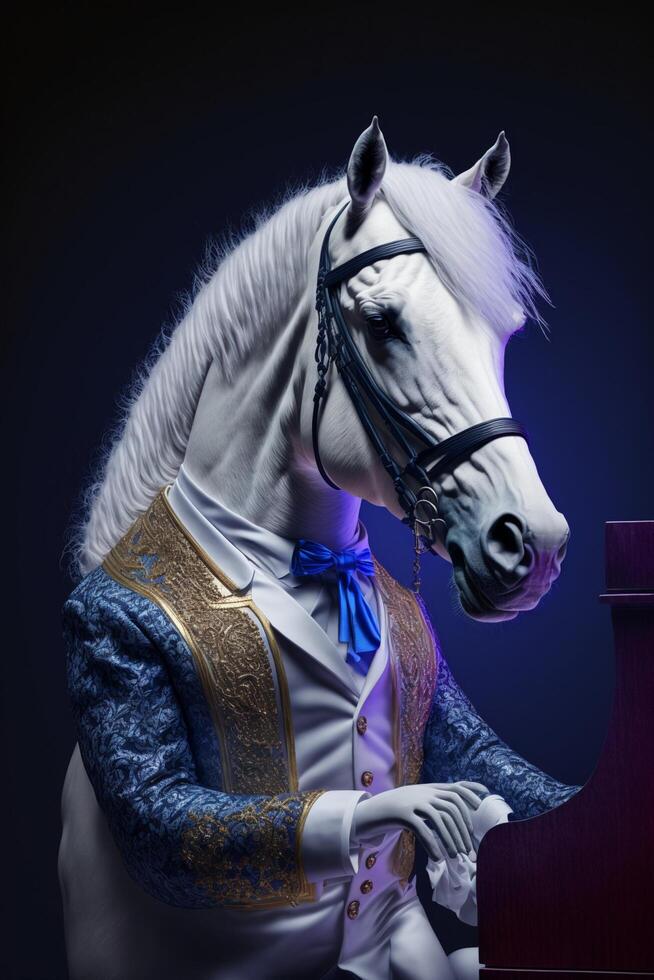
[312,201,528,592]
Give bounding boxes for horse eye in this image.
[365,312,395,341]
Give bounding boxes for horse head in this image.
[304,119,569,622]
[79,119,569,625]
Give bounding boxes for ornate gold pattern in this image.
[103,489,294,796]
[373,558,439,881]
[102,488,322,907]
[181,790,324,908]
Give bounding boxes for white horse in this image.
[60,119,569,980]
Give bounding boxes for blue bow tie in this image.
[290,539,381,676]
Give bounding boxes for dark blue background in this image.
[3,8,651,978]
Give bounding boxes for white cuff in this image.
[427,794,513,926]
[301,790,371,882]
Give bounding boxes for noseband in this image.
[312,201,528,591]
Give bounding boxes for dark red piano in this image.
[477,520,654,980]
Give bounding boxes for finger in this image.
[434,790,474,835]
[435,806,470,854]
[431,797,473,853]
[450,785,485,812]
[411,817,444,862]
[432,798,473,852]
[427,810,461,858]
[425,812,457,859]
[428,781,488,811]
[430,780,488,798]
[457,781,490,795]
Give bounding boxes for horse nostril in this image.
[483,513,532,580]
[557,538,569,563]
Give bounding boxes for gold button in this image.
[360,879,374,894]
[356,715,368,735]
[365,852,377,869]
[361,770,374,787]
[347,900,360,919]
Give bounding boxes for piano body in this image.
[477,520,654,979]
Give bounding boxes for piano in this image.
[477,520,654,979]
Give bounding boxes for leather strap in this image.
[323,238,426,287]
[415,418,529,477]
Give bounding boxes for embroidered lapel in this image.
[103,489,298,797]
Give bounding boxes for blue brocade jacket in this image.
[63,490,579,911]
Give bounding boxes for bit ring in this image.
[414,486,440,529]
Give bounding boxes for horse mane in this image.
[70,155,546,580]
[381,156,547,332]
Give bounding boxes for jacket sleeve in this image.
[63,588,324,909]
[420,645,581,819]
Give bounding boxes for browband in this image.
[323,238,426,287]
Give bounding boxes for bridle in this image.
[312,200,529,592]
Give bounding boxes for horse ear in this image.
[347,116,388,223]
[452,131,511,199]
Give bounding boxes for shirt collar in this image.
[168,463,372,591]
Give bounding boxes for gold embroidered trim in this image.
[102,488,321,907]
[103,488,323,908]
[373,558,439,881]
[181,789,325,909]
